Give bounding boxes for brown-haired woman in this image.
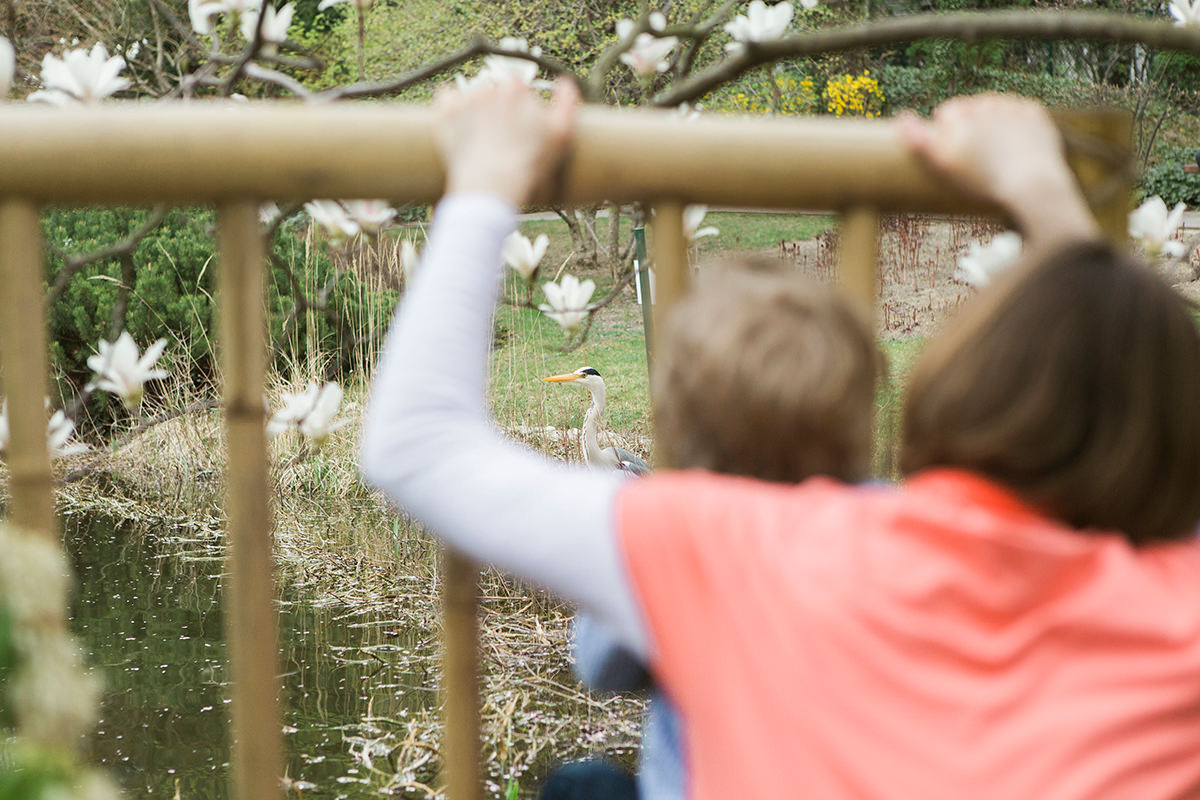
[361,86,1200,799]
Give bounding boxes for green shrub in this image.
[43,207,400,414]
[1139,146,1200,208]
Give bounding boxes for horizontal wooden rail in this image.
[0,104,1121,213]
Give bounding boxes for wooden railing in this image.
[0,103,1130,800]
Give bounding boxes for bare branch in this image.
[312,39,582,103]
[654,10,1200,107]
[244,63,312,99]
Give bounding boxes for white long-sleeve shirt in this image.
[359,193,650,659]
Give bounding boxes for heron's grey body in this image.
[546,367,651,476]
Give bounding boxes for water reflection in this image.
[67,514,435,798]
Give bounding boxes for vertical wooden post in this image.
[1059,110,1133,243]
[838,206,881,319]
[650,201,690,333]
[442,549,481,800]
[217,201,283,800]
[648,201,690,470]
[0,199,56,540]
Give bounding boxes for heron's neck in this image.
[582,386,606,465]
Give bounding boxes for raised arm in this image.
[358,80,649,658]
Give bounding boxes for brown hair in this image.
[902,240,1200,545]
[654,263,883,484]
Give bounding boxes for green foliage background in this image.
[42,208,399,412]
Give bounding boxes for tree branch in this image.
[654,10,1200,107]
[312,40,581,103]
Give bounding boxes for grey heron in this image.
[543,367,651,476]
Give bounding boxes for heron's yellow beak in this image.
[543,372,580,383]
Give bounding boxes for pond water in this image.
[67,513,435,798]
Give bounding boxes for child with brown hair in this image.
[569,265,883,799]
[361,83,1200,799]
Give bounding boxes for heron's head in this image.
[543,366,605,394]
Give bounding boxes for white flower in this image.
[342,199,397,235]
[483,38,542,85]
[457,38,547,90]
[86,331,169,409]
[1129,195,1187,258]
[267,381,350,447]
[223,0,265,12]
[954,231,1022,288]
[0,401,88,458]
[0,36,14,99]
[305,200,360,243]
[725,1,796,53]
[27,43,130,105]
[617,14,675,77]
[47,410,87,457]
[318,0,375,11]
[1170,0,1200,26]
[683,205,719,241]
[502,231,550,280]
[616,12,667,40]
[672,102,702,121]
[539,274,596,333]
[189,0,227,36]
[400,239,421,282]
[241,3,294,48]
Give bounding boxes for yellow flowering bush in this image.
[823,71,885,118]
[720,72,818,116]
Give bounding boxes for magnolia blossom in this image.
[342,199,397,235]
[954,231,1022,288]
[400,239,421,282]
[28,43,130,105]
[671,102,702,121]
[86,331,169,409]
[1129,195,1187,258]
[725,1,798,53]
[502,231,550,280]
[617,14,676,77]
[267,381,350,447]
[1170,0,1200,26]
[318,0,375,11]
[189,0,226,36]
[683,205,719,241]
[0,36,14,99]
[241,3,295,48]
[539,274,596,333]
[0,401,87,458]
[47,410,88,457]
[485,38,542,85]
[305,200,360,243]
[259,202,281,225]
[222,0,267,12]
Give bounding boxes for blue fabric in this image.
[573,614,687,800]
[541,759,638,800]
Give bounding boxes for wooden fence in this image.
[0,102,1130,800]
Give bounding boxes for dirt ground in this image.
[772,215,1200,339]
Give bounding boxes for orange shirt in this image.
[617,469,1200,800]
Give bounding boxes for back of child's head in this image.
[902,240,1200,546]
[653,259,883,484]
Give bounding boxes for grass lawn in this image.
[482,208,928,479]
[506,210,837,282]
